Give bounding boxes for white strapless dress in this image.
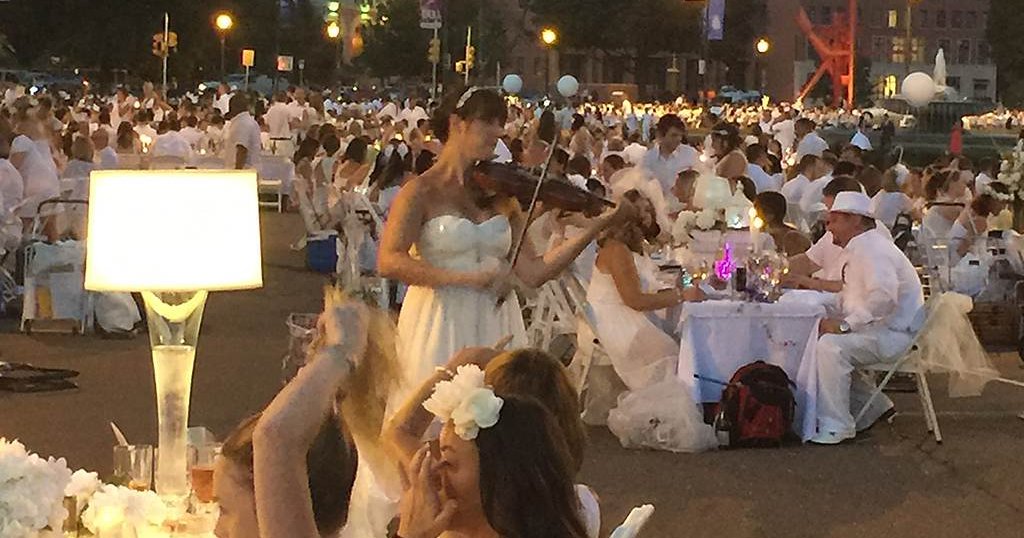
[394,214,528,402]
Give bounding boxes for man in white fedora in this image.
[811,191,924,445]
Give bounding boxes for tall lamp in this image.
[85,170,263,506]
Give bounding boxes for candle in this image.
[749,207,763,253]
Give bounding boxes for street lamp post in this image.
[540,27,557,95]
[215,13,234,81]
[327,21,342,88]
[755,38,771,96]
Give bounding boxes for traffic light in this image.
[465,46,475,70]
[428,37,441,64]
[152,33,167,57]
[455,60,466,74]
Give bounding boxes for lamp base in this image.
[142,291,208,505]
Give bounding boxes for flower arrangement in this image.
[0,439,171,538]
[0,438,72,538]
[997,140,1024,201]
[423,365,504,440]
[672,208,722,244]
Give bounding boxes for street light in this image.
[541,28,558,46]
[540,27,558,94]
[214,13,234,80]
[326,21,342,87]
[754,38,771,96]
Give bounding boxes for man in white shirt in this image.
[90,130,119,170]
[179,116,206,151]
[795,118,829,159]
[771,110,796,152]
[213,83,233,116]
[975,157,998,193]
[151,120,192,161]
[110,87,136,129]
[780,155,821,208]
[810,191,924,444]
[798,156,836,217]
[786,177,892,286]
[744,144,782,193]
[224,94,263,169]
[264,92,296,157]
[640,114,698,194]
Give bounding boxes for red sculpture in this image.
[795,0,857,107]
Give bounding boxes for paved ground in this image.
[2,211,1023,537]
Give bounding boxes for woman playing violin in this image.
[378,87,626,400]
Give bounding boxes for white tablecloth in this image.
[675,300,825,441]
[257,156,296,195]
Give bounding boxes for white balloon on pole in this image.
[501,74,523,95]
[557,75,579,97]
[901,72,936,108]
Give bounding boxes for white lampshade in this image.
[85,170,263,292]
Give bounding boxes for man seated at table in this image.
[784,176,890,293]
[811,192,924,445]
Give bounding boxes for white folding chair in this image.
[853,298,942,443]
[257,155,292,212]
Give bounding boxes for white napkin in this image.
[609,504,655,538]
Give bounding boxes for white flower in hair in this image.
[424,365,504,441]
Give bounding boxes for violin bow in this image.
[507,120,562,268]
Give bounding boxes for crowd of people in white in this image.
[0,78,1019,538]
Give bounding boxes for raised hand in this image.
[397,444,458,538]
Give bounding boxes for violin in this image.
[468,161,614,217]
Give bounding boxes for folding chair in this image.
[257,155,293,212]
[854,297,942,443]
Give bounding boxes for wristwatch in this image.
[838,320,851,334]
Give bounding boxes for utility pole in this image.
[162,13,169,90]
[464,26,472,85]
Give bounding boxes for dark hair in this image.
[822,175,861,198]
[567,155,592,177]
[475,396,588,538]
[602,153,626,171]
[484,349,586,474]
[538,110,557,144]
[415,149,436,174]
[221,413,356,537]
[294,137,321,165]
[553,148,570,167]
[754,191,788,226]
[711,122,741,154]
[509,138,525,164]
[856,165,883,196]
[834,160,859,177]
[924,169,959,201]
[116,122,135,150]
[795,154,819,175]
[971,182,1009,216]
[343,137,368,163]
[570,113,585,132]
[745,143,767,163]
[655,114,685,138]
[321,134,341,156]
[430,87,508,143]
[736,176,757,202]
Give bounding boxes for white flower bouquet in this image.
[0,438,72,538]
[997,140,1024,202]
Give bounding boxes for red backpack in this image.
[713,361,797,448]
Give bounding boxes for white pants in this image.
[815,328,914,439]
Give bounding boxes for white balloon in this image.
[901,72,936,108]
[557,75,579,97]
[501,74,523,95]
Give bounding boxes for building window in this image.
[952,10,963,28]
[978,42,991,65]
[958,39,971,64]
[873,36,887,62]
[890,37,906,64]
[966,11,977,29]
[884,74,898,98]
[888,10,898,28]
[936,10,947,28]
[919,9,928,28]
[974,79,990,97]
[911,37,927,63]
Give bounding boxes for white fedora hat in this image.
[829,191,874,219]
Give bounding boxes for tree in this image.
[988,0,1024,106]
[359,0,431,80]
[709,0,768,89]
